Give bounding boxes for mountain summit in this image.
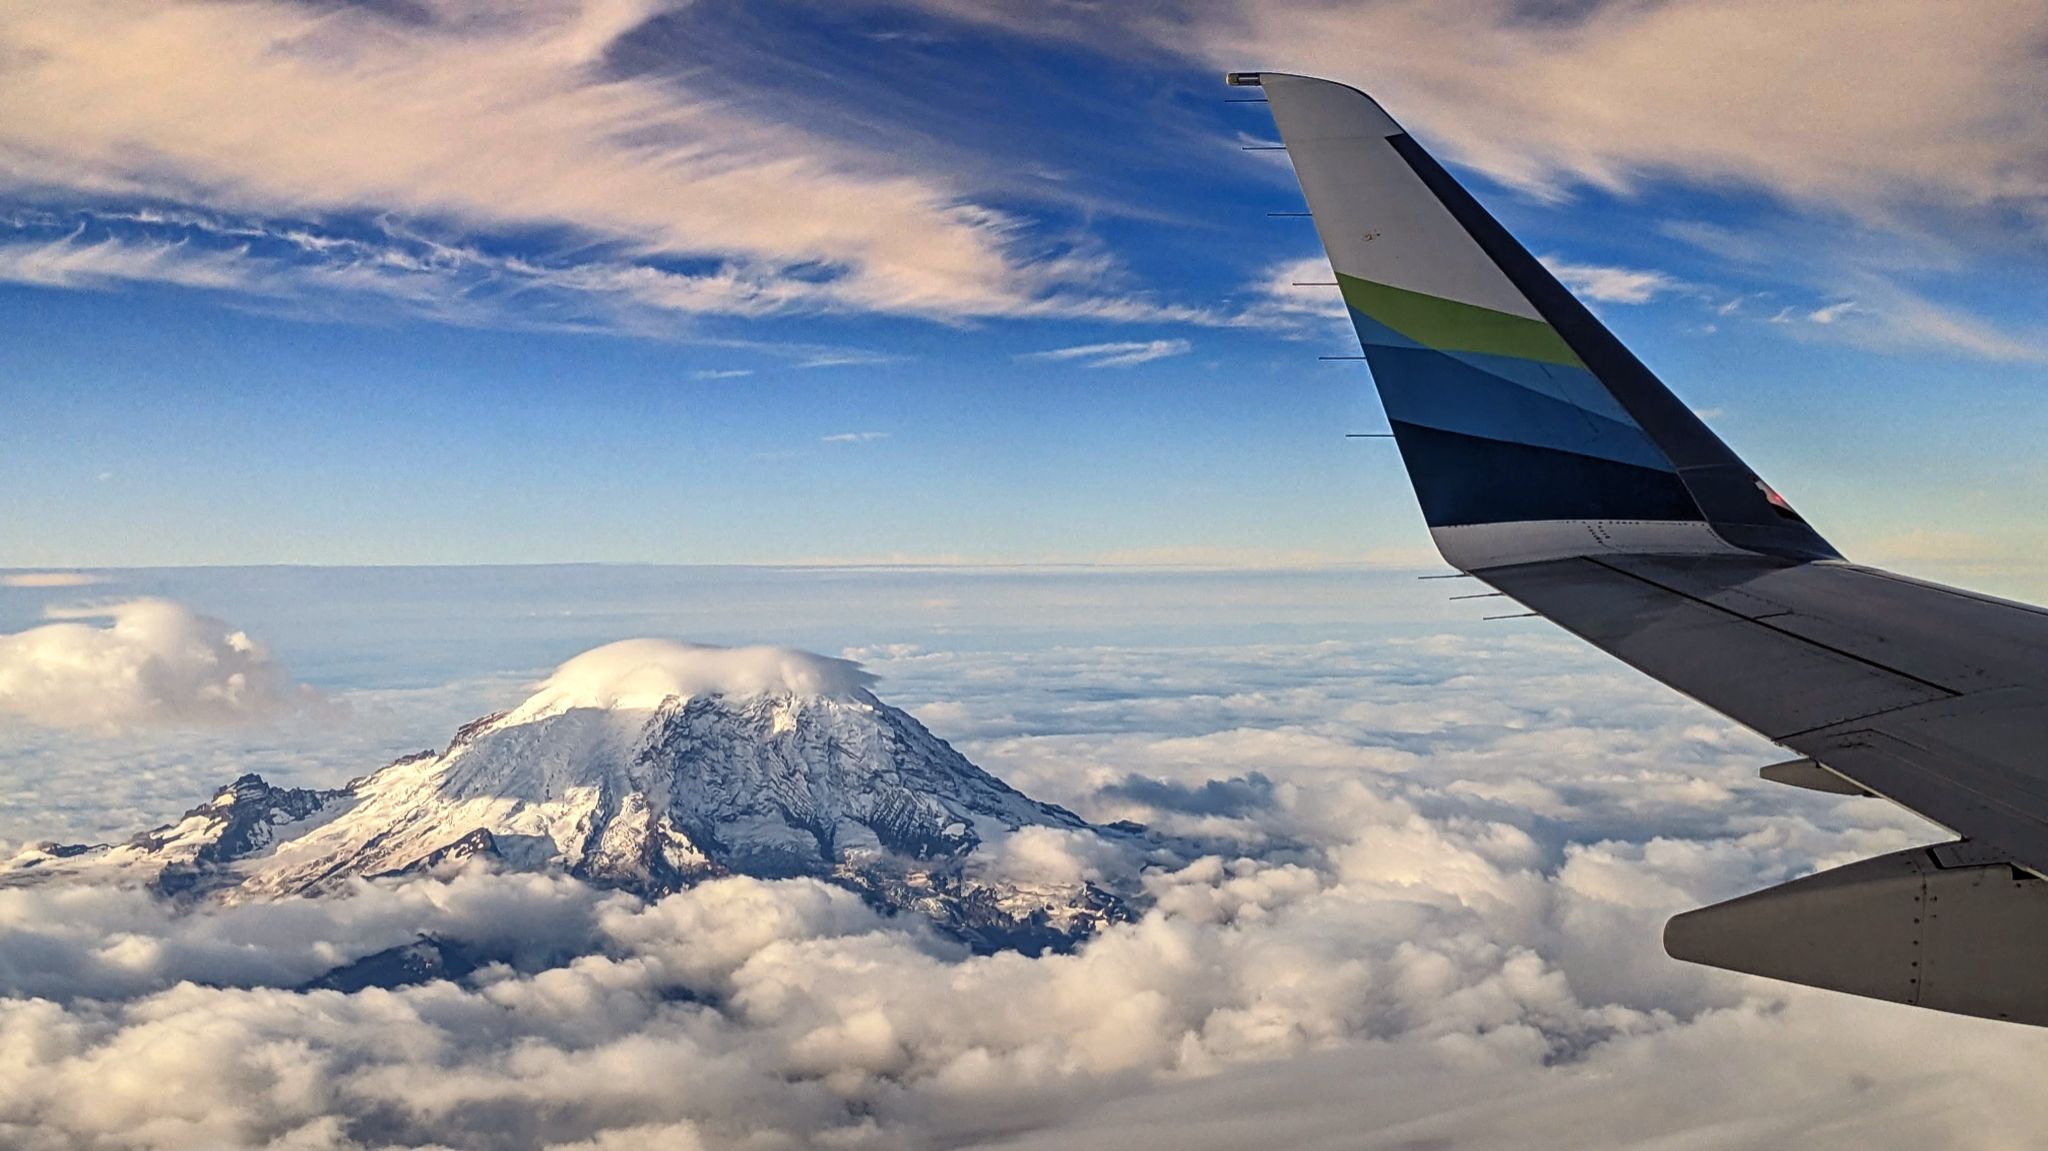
[4,641,1156,952]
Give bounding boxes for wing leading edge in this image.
[1238,70,2048,1025]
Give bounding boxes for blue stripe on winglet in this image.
[1363,343,1674,473]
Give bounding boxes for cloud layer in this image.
[0,599,318,729]
[8,627,2037,1150]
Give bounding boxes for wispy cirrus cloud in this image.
[0,573,103,589]
[0,214,1241,341]
[1663,216,2048,361]
[0,1,1226,330]
[892,0,2048,366]
[1019,338,1191,367]
[1539,256,1683,305]
[1233,254,1350,339]
[0,226,686,332]
[820,431,889,443]
[903,0,2048,218]
[1863,293,2048,362]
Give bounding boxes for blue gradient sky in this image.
[4,1,2047,588]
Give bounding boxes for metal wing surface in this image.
[1238,70,2048,1025]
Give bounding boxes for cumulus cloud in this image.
[0,599,319,729]
[0,870,616,1003]
[1018,339,1192,367]
[974,824,1138,888]
[0,832,1720,1150]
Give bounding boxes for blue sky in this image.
[9,7,2048,1139]
[4,0,2048,587]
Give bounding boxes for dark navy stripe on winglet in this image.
[1391,421,1703,527]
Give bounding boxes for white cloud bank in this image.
[0,599,318,729]
[5,631,2037,1150]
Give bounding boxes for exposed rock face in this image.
[4,773,351,896]
[299,936,490,994]
[5,641,1162,954]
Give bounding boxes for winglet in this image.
[1249,72,1838,570]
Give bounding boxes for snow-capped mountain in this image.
[3,641,1156,952]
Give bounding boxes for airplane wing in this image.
[1236,70,2048,1025]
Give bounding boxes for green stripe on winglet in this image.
[1338,273,1582,367]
